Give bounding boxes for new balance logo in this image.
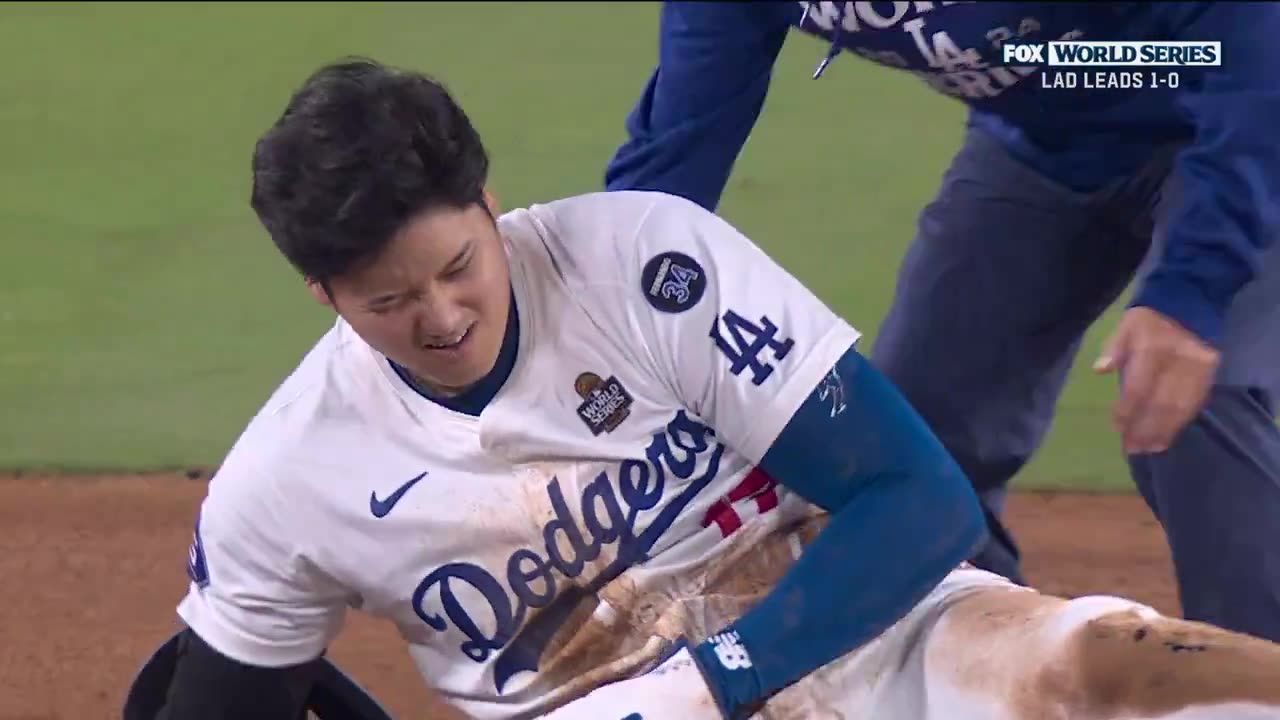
[708,631,753,671]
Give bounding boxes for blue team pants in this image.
[871,126,1280,641]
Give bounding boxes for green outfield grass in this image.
[0,2,1134,489]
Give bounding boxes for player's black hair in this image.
[250,57,490,286]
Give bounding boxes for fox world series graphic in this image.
[999,40,1221,90]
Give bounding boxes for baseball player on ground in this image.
[604,2,1280,643]
[139,58,1280,720]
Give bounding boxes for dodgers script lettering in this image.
[411,411,727,692]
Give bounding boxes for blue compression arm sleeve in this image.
[603,1,792,211]
[1130,2,1280,346]
[690,345,987,718]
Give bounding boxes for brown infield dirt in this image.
[0,473,1180,720]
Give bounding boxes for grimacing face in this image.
[310,191,512,397]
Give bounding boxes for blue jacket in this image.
[605,2,1280,347]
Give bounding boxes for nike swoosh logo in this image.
[369,471,428,518]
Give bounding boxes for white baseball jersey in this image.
[177,190,865,718]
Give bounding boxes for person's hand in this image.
[1093,307,1220,454]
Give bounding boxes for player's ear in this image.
[307,279,334,308]
[483,187,501,217]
